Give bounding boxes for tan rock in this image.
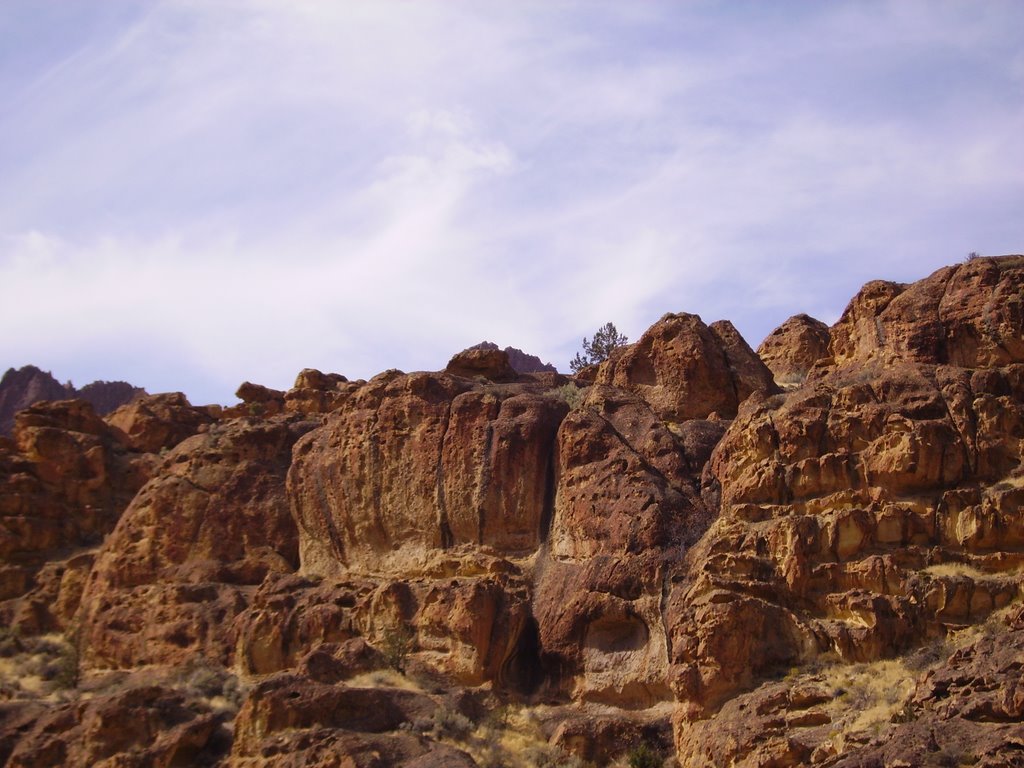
[595,312,777,421]
[757,313,831,385]
[105,391,214,453]
[77,415,316,669]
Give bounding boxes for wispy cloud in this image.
[1,1,1022,402]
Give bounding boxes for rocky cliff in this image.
[0,256,1022,767]
[0,366,145,436]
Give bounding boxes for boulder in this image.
[595,312,777,421]
[757,313,831,384]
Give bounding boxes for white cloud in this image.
[1,1,1022,402]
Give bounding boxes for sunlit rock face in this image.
[2,256,1023,768]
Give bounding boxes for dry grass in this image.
[427,704,589,768]
[0,632,78,701]
[923,562,992,580]
[819,659,917,748]
[347,669,423,692]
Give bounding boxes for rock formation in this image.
[466,341,557,374]
[757,313,831,385]
[0,365,145,436]
[1,255,1023,767]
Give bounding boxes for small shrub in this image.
[379,625,414,673]
[626,743,662,768]
[965,251,981,262]
[185,661,229,698]
[0,626,23,657]
[553,383,584,410]
[52,641,80,690]
[431,706,473,740]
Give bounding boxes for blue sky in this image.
[1,1,1022,404]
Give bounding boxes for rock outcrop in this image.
[757,313,831,385]
[2,254,1023,767]
[467,341,557,374]
[0,366,144,436]
[78,415,316,669]
[595,312,778,421]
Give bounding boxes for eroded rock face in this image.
[666,356,1024,714]
[0,366,144,436]
[284,368,354,415]
[0,400,153,628]
[595,312,778,421]
[445,347,518,382]
[757,313,831,384]
[289,372,566,576]
[4,685,225,768]
[4,255,1023,767]
[535,386,715,707]
[78,415,316,669]
[830,256,1024,367]
[105,391,213,453]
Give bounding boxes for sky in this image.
[1,1,1022,405]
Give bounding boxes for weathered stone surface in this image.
[0,400,153,621]
[757,313,832,384]
[595,312,777,421]
[105,391,213,453]
[831,256,1024,367]
[228,673,475,767]
[0,366,144,436]
[666,345,1024,717]
[445,347,518,381]
[78,415,316,669]
[233,566,533,689]
[3,685,225,768]
[289,372,566,576]
[284,368,354,415]
[535,385,714,706]
[468,341,557,373]
[0,367,71,436]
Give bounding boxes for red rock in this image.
[831,256,1024,366]
[77,415,316,669]
[3,685,224,768]
[105,391,213,453]
[289,372,565,575]
[595,312,777,421]
[445,347,518,381]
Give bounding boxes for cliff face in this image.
[1,256,1022,767]
[0,365,145,435]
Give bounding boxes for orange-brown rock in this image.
[232,564,535,689]
[757,313,831,384]
[666,350,1024,716]
[229,672,476,768]
[534,386,715,706]
[233,381,286,417]
[78,415,316,669]
[0,365,144,436]
[445,347,518,382]
[0,400,152,622]
[284,368,354,415]
[4,685,225,768]
[830,255,1024,367]
[289,372,566,576]
[104,391,214,453]
[595,312,777,421]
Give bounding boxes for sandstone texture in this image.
[595,312,778,420]
[757,313,832,385]
[1,254,1023,767]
